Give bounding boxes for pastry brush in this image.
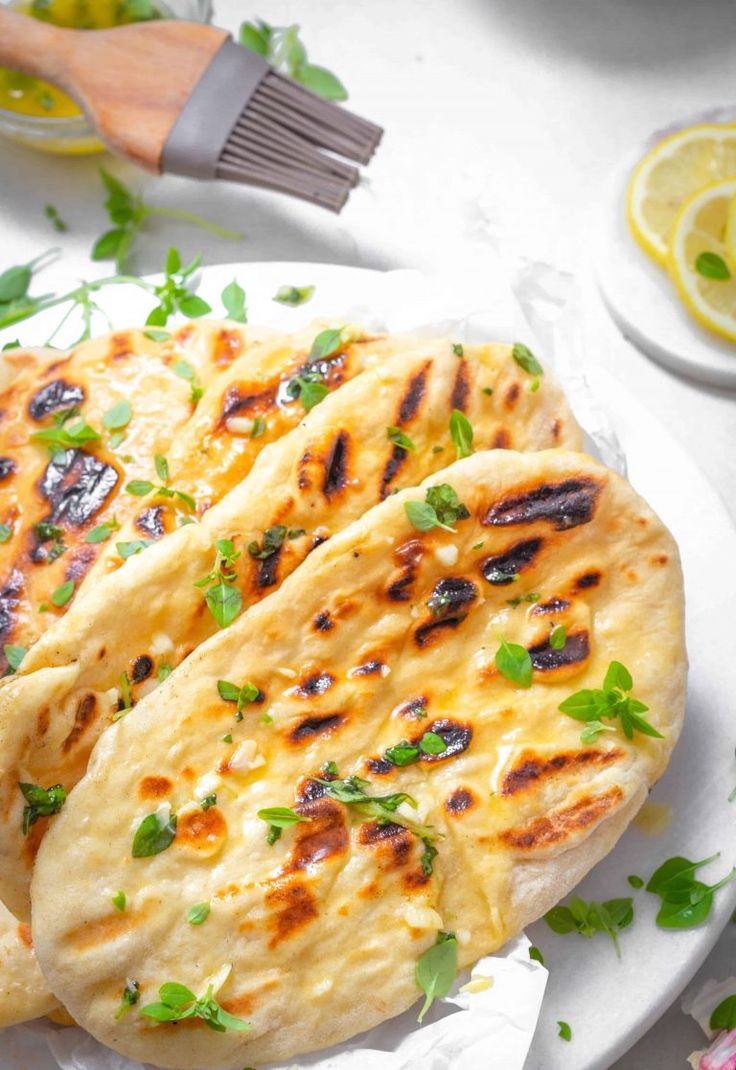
[0,9,382,212]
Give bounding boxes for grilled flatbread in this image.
[31,448,685,1069]
[0,336,580,925]
[0,321,274,668]
[0,899,55,1028]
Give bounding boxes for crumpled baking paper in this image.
[2,938,546,1070]
[0,251,623,1070]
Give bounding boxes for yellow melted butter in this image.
[0,0,165,118]
[633,800,673,836]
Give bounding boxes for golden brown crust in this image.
[31,449,685,1068]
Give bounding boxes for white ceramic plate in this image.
[7,262,736,1070]
[595,111,736,389]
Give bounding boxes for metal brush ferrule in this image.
[161,38,269,179]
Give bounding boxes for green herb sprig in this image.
[139,981,250,1033]
[19,781,67,835]
[415,931,458,1022]
[217,679,260,720]
[645,853,735,929]
[383,731,447,767]
[257,806,311,845]
[559,661,662,744]
[194,539,243,629]
[544,894,633,957]
[449,409,474,459]
[239,20,347,101]
[92,168,241,273]
[495,639,532,688]
[274,284,315,306]
[131,809,177,857]
[405,483,470,533]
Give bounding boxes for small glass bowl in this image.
[0,0,213,155]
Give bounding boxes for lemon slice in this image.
[726,191,736,271]
[627,124,736,264]
[667,178,736,342]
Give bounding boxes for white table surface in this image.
[1,1,735,1067]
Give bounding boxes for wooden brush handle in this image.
[0,8,76,87]
[0,9,230,171]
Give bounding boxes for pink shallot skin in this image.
[700,1030,736,1070]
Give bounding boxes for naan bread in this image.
[0,898,55,1028]
[31,449,685,1068]
[0,321,273,667]
[0,337,579,923]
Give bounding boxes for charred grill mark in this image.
[309,533,328,553]
[575,570,602,590]
[313,610,334,632]
[64,545,95,582]
[481,537,543,585]
[484,478,603,531]
[393,695,428,720]
[387,538,425,603]
[395,539,424,567]
[358,820,413,869]
[62,693,97,753]
[289,713,345,744]
[492,428,511,449]
[322,431,349,498]
[380,444,408,500]
[28,379,84,421]
[137,775,173,799]
[38,450,118,528]
[0,568,23,647]
[504,382,521,410]
[257,545,282,589]
[110,332,133,361]
[451,359,470,412]
[397,363,430,424]
[349,659,386,677]
[17,923,32,949]
[0,457,14,482]
[528,630,590,670]
[176,806,227,853]
[296,767,337,802]
[214,327,244,366]
[427,576,478,615]
[499,786,624,850]
[416,718,472,761]
[387,568,416,602]
[276,353,347,409]
[552,418,562,443]
[501,748,623,796]
[446,787,476,814]
[292,672,335,698]
[136,506,166,540]
[366,756,394,775]
[414,615,464,648]
[219,383,276,426]
[532,597,570,616]
[285,796,348,872]
[265,880,318,948]
[297,449,312,491]
[131,655,154,683]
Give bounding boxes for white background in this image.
[0,0,735,1066]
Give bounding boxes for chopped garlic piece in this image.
[455,928,471,946]
[435,544,458,566]
[195,772,221,800]
[459,976,494,994]
[229,739,265,774]
[311,977,333,997]
[225,416,255,436]
[404,905,443,930]
[150,632,174,657]
[154,801,171,822]
[276,666,297,679]
[200,963,231,998]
